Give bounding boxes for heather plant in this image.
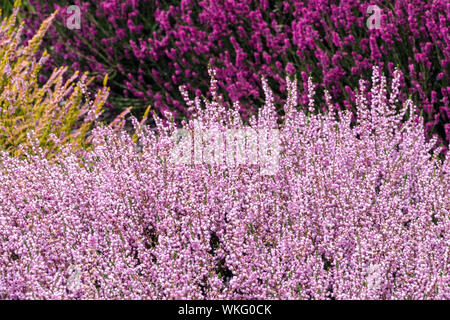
[0,0,31,18]
[0,67,448,299]
[23,0,449,152]
[0,5,109,157]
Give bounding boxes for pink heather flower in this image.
[0,67,448,299]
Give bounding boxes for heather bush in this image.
[0,4,109,157]
[0,0,31,18]
[23,0,449,151]
[0,67,448,299]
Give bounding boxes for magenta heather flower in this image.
[23,1,449,151]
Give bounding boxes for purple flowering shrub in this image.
[0,67,448,299]
[23,0,449,152]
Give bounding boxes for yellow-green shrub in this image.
[0,4,109,157]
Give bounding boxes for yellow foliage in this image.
[0,4,109,158]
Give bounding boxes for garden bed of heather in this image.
[23,0,450,152]
[0,67,448,299]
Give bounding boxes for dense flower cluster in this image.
[0,6,109,158]
[0,67,448,299]
[23,0,449,151]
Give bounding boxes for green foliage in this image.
[0,3,109,158]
